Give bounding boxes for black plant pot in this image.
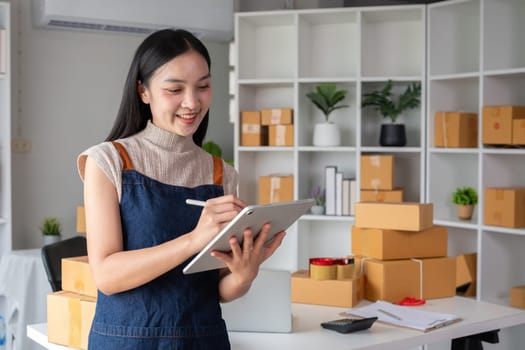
[379,124,406,147]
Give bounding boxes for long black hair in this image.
[105,29,211,146]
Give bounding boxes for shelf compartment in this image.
[428,153,479,222]
[428,0,480,76]
[297,150,356,203]
[361,7,424,78]
[298,10,358,79]
[237,150,295,205]
[428,77,480,148]
[483,0,525,72]
[298,81,357,147]
[236,13,296,80]
[237,82,294,111]
[445,226,478,257]
[296,220,352,270]
[361,81,423,148]
[479,230,525,305]
[482,72,525,106]
[361,151,422,202]
[482,153,525,189]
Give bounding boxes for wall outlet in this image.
[12,138,32,153]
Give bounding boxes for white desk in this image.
[28,297,525,350]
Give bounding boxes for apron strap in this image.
[111,141,134,170]
[212,156,223,186]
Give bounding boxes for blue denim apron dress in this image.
[88,141,230,350]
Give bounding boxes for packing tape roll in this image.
[310,257,354,280]
[336,263,355,280]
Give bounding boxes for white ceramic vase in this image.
[313,122,341,147]
[310,205,324,215]
[43,235,61,246]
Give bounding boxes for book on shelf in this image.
[345,300,461,332]
[350,179,357,215]
[335,172,343,216]
[325,166,336,215]
[342,178,356,216]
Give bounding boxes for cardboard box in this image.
[360,189,403,203]
[482,106,525,145]
[484,188,525,228]
[241,111,268,146]
[512,119,525,145]
[291,270,363,308]
[258,175,293,204]
[355,202,434,231]
[261,108,293,125]
[351,225,448,260]
[47,291,96,350]
[356,256,456,303]
[269,124,293,146]
[62,256,97,298]
[76,206,86,233]
[456,253,477,297]
[360,155,394,190]
[434,111,478,148]
[510,285,525,309]
[456,253,477,288]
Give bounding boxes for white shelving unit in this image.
[427,0,525,348]
[234,5,426,272]
[0,1,11,260]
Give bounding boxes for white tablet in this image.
[183,198,315,274]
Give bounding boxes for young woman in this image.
[77,29,285,349]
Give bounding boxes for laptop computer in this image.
[221,268,292,333]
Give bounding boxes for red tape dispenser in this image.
[397,296,425,306]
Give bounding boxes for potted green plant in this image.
[452,186,478,220]
[40,216,62,245]
[310,185,325,215]
[202,140,234,166]
[306,82,349,147]
[361,80,421,147]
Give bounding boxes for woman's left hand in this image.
[211,224,285,300]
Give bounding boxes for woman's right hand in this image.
[188,194,246,253]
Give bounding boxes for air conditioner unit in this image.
[32,0,234,42]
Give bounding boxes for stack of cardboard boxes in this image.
[47,256,96,349]
[482,105,525,146]
[353,202,456,303]
[360,154,403,203]
[240,108,294,147]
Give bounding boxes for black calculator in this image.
[321,317,378,334]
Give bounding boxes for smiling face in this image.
[138,50,212,137]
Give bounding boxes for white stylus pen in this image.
[185,199,206,207]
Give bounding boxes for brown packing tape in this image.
[68,297,82,349]
[310,264,336,280]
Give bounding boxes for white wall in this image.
[9,0,233,248]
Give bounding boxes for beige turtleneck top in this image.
[77,121,238,201]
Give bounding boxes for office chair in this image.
[41,235,88,292]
